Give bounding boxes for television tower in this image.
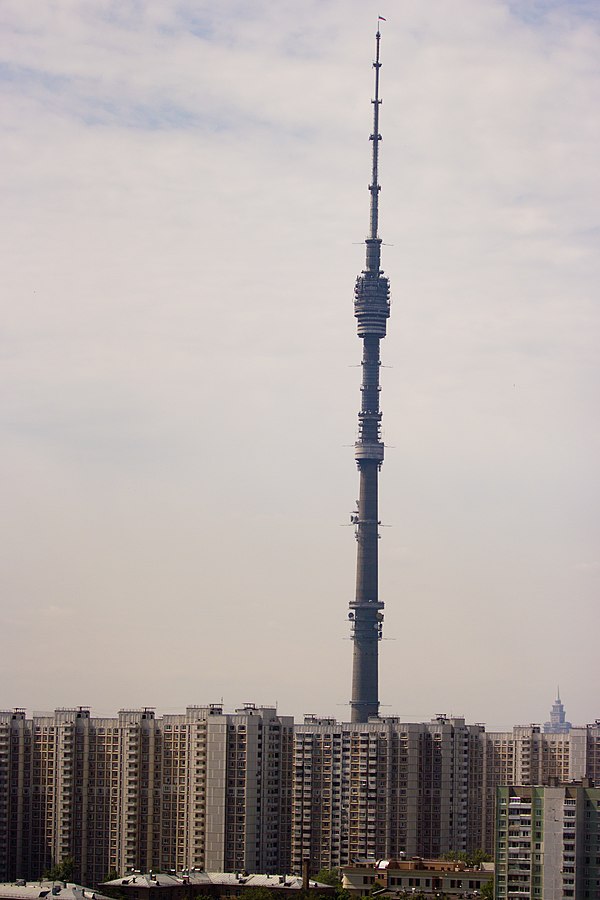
[348,28,391,723]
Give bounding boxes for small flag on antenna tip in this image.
[378,16,387,21]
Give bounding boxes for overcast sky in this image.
[1,0,599,731]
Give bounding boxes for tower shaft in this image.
[349,30,390,724]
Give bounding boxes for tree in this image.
[312,869,351,900]
[442,850,492,868]
[470,849,493,867]
[334,890,351,900]
[480,879,494,899]
[44,856,75,883]
[314,870,342,888]
[242,889,276,900]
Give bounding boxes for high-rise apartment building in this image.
[294,718,594,863]
[587,721,600,786]
[3,706,600,884]
[291,715,485,872]
[495,782,600,900]
[0,705,292,885]
[482,725,588,853]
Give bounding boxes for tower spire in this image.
[348,29,391,723]
[544,688,572,733]
[368,28,382,253]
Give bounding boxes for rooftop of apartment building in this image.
[102,872,335,897]
[0,883,110,900]
[342,858,494,897]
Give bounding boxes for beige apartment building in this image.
[0,705,292,885]
[291,715,486,872]
[2,706,600,887]
[482,724,588,852]
[291,717,594,871]
[587,721,600,785]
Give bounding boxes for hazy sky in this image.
[1,0,599,731]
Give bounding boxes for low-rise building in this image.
[342,857,493,897]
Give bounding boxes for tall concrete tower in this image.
[348,28,391,723]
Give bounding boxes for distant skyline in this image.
[1,0,599,732]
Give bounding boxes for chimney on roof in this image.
[302,859,310,893]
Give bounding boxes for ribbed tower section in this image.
[349,30,391,724]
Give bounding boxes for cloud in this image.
[574,561,600,573]
[41,604,74,619]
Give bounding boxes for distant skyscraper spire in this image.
[544,688,572,734]
[348,28,391,723]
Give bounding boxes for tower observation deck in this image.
[348,29,391,723]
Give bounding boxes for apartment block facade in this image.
[0,705,292,886]
[495,782,600,899]
[291,715,486,872]
[482,724,588,852]
[2,707,600,887]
